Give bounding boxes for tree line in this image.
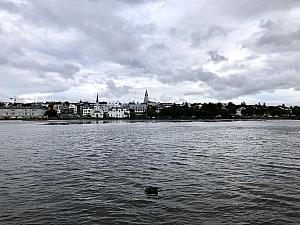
[146,102,300,119]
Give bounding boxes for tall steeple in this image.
[143,89,149,103]
[96,93,99,103]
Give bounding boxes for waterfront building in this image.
[128,102,147,117]
[98,101,109,113]
[82,107,94,117]
[236,107,246,117]
[92,93,104,118]
[69,104,78,114]
[77,101,94,117]
[0,103,47,119]
[108,107,130,118]
[107,101,122,109]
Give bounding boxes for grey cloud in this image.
[207,51,228,63]
[0,49,79,80]
[117,0,159,4]
[154,67,218,85]
[0,72,75,96]
[256,29,300,52]
[1,0,300,102]
[243,19,300,53]
[135,23,156,35]
[191,26,227,48]
[189,69,300,100]
[119,57,145,69]
[211,0,300,20]
[148,43,168,50]
[102,80,133,98]
[0,0,19,12]
[259,19,275,29]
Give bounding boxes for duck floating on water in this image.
[144,186,159,195]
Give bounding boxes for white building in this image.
[108,107,130,118]
[98,102,109,113]
[83,107,94,117]
[129,103,147,116]
[92,94,104,118]
[236,107,246,116]
[0,106,46,119]
[69,104,77,114]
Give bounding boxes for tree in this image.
[292,107,300,117]
[64,101,70,107]
[147,105,157,118]
[226,102,237,115]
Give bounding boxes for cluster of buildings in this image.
[0,90,150,119]
[1,90,293,120]
[0,103,48,119]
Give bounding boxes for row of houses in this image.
[0,102,146,120]
[59,92,149,119]
[1,92,295,119]
[0,91,150,119]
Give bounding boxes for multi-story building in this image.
[69,104,78,115]
[82,107,94,117]
[0,104,47,119]
[128,103,147,117]
[108,107,130,118]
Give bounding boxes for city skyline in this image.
[1,0,300,105]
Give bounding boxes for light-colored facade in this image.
[83,107,94,117]
[236,107,246,116]
[98,102,109,113]
[93,110,104,118]
[69,104,77,114]
[108,107,130,118]
[129,103,147,116]
[0,107,46,119]
[93,95,104,118]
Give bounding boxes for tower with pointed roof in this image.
[96,93,99,103]
[143,89,149,103]
[93,93,104,118]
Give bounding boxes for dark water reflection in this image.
[0,120,299,224]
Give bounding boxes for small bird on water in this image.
[144,186,159,195]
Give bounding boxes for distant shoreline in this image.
[1,117,299,122]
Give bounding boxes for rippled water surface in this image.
[0,120,299,224]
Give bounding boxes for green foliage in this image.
[157,102,293,119]
[64,101,70,106]
[129,109,136,118]
[147,106,158,118]
[226,102,237,115]
[292,107,300,117]
[48,102,55,109]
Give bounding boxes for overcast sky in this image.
[1,0,300,104]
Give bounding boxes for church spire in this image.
[96,93,99,103]
[144,89,149,103]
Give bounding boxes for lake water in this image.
[0,120,299,224]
